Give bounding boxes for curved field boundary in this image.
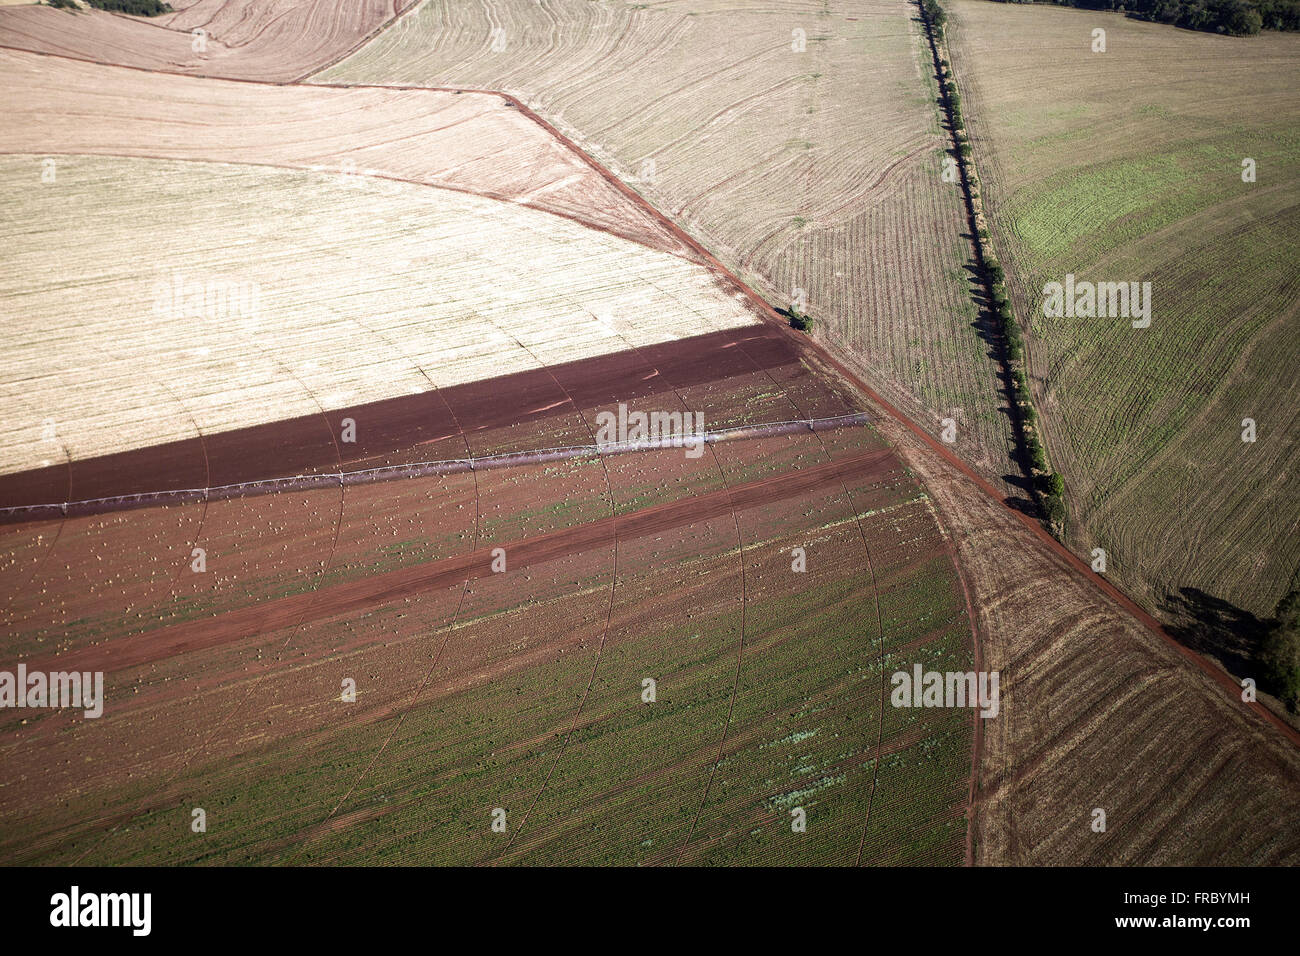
[467,81,1299,752]
[0,144,697,264]
[0,414,870,523]
[4,35,1290,797]
[5,37,966,863]
[0,0,422,84]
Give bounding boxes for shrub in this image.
[86,0,174,15]
[1263,591,1300,711]
[1043,493,1067,529]
[788,305,813,333]
[1036,471,1064,496]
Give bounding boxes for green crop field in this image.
[0,483,973,866]
[946,1,1300,630]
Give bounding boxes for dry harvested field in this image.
[865,387,1300,864]
[0,0,416,82]
[945,1,1300,625]
[319,0,1022,484]
[0,152,748,475]
[0,49,699,263]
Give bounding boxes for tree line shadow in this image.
[1161,586,1270,685]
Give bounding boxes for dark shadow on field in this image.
[0,325,803,514]
[1161,587,1267,683]
[918,0,1043,524]
[1000,472,1038,517]
[959,253,1037,498]
[962,255,999,365]
[774,305,813,333]
[1001,495,1038,517]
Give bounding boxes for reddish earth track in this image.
[927,495,985,867]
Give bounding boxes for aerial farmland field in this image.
[0,42,981,868]
[0,0,1296,918]
[0,151,753,472]
[0,0,419,81]
[944,0,1300,663]
[319,0,1021,483]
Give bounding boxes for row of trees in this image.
[1263,591,1300,712]
[1258,595,1300,712]
[925,2,1068,534]
[84,0,174,16]
[990,0,1299,35]
[951,0,1298,719]
[1128,0,1269,34]
[985,259,1067,526]
[923,0,949,25]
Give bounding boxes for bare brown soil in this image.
[0,325,826,510]
[0,411,968,866]
[18,446,895,678]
